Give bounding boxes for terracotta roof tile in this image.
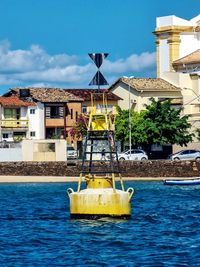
[64,89,122,101]
[118,77,181,92]
[173,49,200,67]
[0,96,36,107]
[11,88,83,102]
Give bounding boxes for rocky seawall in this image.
[0,160,199,177]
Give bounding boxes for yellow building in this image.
[65,89,121,114]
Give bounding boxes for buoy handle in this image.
[67,188,74,197]
[127,187,134,202]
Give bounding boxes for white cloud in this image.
[102,52,156,73]
[0,40,156,89]
[0,40,78,73]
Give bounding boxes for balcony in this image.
[45,118,64,127]
[1,119,29,128]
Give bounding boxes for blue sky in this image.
[0,0,199,93]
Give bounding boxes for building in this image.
[2,88,83,143]
[153,14,200,136]
[154,14,200,77]
[0,96,36,142]
[108,77,182,111]
[64,89,121,113]
[1,88,121,153]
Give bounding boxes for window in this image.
[30,109,35,114]
[180,150,189,155]
[2,133,8,139]
[30,131,36,137]
[190,150,197,154]
[107,105,113,112]
[70,109,73,119]
[4,108,20,119]
[82,106,87,113]
[76,111,78,121]
[46,106,64,118]
[50,106,60,118]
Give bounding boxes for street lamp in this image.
[123,76,134,159]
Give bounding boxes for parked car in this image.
[169,149,200,161]
[117,149,148,160]
[67,146,78,159]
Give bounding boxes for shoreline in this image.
[0,176,199,183]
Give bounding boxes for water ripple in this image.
[0,182,200,266]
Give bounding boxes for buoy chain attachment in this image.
[127,187,134,202]
[67,188,74,197]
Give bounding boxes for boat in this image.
[164,178,200,185]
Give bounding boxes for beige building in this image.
[108,77,182,112]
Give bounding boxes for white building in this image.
[154,14,200,137]
[154,14,200,77]
[0,96,44,142]
[26,102,45,140]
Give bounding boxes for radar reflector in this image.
[88,53,109,68]
[88,53,109,88]
[89,71,108,86]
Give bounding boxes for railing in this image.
[1,119,29,128]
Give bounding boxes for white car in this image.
[117,149,148,160]
[169,149,200,161]
[67,146,78,159]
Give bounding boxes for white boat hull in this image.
[164,178,200,185]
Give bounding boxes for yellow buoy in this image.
[67,177,134,219]
[67,92,134,219]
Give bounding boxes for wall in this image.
[0,148,22,161]
[156,15,192,27]
[155,15,200,78]
[160,38,170,73]
[111,82,181,112]
[162,71,200,140]
[0,160,199,177]
[110,82,139,110]
[66,102,82,128]
[84,100,118,113]
[173,142,200,153]
[28,103,45,139]
[22,139,66,161]
[180,33,200,58]
[66,102,82,147]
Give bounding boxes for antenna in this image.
[88,53,109,90]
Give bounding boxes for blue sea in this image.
[0,181,200,266]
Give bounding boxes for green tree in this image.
[143,98,193,146]
[115,99,193,146]
[115,107,148,145]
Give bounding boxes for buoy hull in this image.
[70,213,131,219]
[68,188,132,219]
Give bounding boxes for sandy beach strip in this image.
[0,176,199,183]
